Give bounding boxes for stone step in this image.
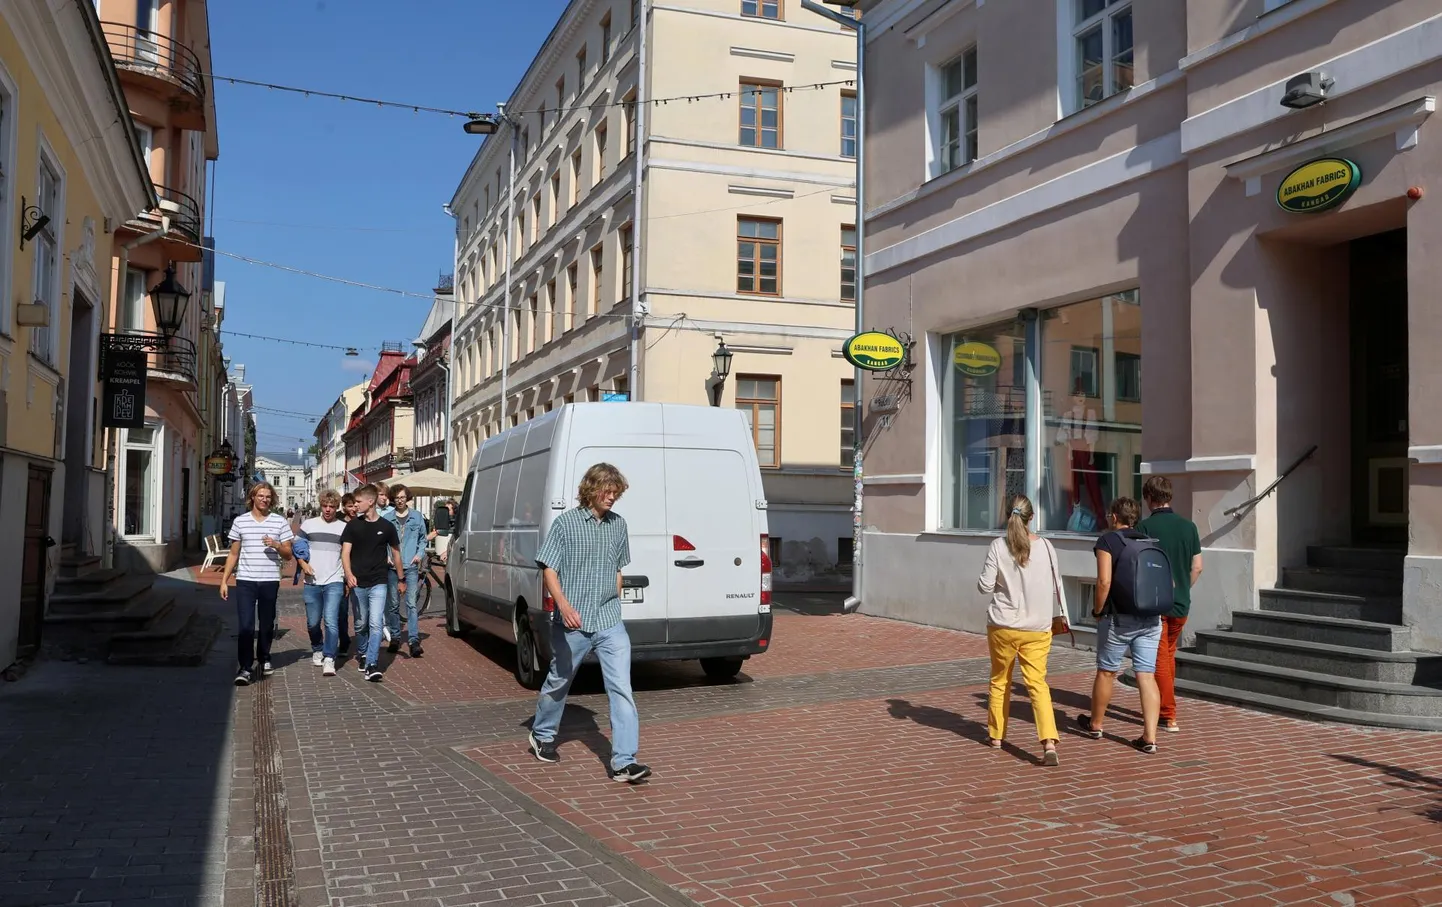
[1175,652,1442,718]
[1168,676,1442,732]
[48,573,154,610]
[1307,545,1406,573]
[1259,588,1403,624]
[58,554,102,578]
[108,612,222,667]
[1231,609,1410,652]
[1280,566,1402,598]
[44,591,175,633]
[107,605,196,659]
[1193,630,1442,685]
[54,567,127,590]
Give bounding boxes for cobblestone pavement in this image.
[6,574,1442,907]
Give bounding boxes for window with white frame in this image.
[1074,0,1133,109]
[122,268,149,331]
[122,424,160,537]
[934,47,978,177]
[0,78,13,329]
[31,153,62,362]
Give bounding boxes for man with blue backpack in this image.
[1077,496,1174,754]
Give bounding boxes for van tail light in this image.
[759,534,772,607]
[673,535,696,551]
[542,590,556,613]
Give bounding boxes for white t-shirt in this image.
[298,516,346,586]
[228,512,294,582]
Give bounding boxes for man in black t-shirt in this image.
[341,484,403,682]
[1076,497,1163,754]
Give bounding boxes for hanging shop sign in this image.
[1276,158,1362,214]
[205,455,234,476]
[99,347,147,428]
[842,331,907,372]
[953,340,1002,377]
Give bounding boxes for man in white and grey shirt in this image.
[297,489,347,677]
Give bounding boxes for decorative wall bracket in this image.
[19,197,50,251]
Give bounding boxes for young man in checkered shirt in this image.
[527,463,650,783]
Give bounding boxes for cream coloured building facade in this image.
[448,0,860,580]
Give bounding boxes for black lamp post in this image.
[150,264,191,337]
[709,340,733,407]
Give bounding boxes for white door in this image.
[570,447,669,637]
[136,0,161,62]
[664,448,762,630]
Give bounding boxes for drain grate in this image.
[254,677,297,907]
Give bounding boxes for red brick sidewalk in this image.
[466,670,1442,907]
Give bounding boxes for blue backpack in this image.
[1110,531,1174,617]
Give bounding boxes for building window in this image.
[566,262,579,328]
[620,225,634,303]
[935,47,978,176]
[1070,346,1099,397]
[521,128,530,164]
[840,226,856,302]
[595,121,608,179]
[624,94,637,157]
[544,278,557,344]
[526,294,538,353]
[288,475,296,487]
[632,0,641,29]
[122,268,150,331]
[539,103,548,136]
[556,75,566,106]
[577,45,588,91]
[601,12,612,63]
[841,91,857,158]
[941,320,1027,531]
[840,379,855,467]
[550,171,561,217]
[570,149,582,206]
[31,154,62,362]
[1116,351,1141,402]
[739,80,781,149]
[591,245,604,315]
[736,376,780,467]
[0,87,11,324]
[1075,0,1133,109]
[122,425,159,537]
[741,0,780,18]
[737,217,781,296]
[532,194,541,241]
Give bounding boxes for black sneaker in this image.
[611,763,652,784]
[365,668,384,683]
[356,657,367,673]
[1076,714,1103,739]
[528,733,559,764]
[234,669,252,686]
[409,641,423,658]
[262,661,275,677]
[387,640,401,655]
[1133,737,1158,755]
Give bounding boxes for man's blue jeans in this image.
[302,582,346,658]
[386,565,421,644]
[355,585,389,669]
[233,580,278,672]
[531,621,639,771]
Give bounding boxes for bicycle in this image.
[416,548,447,616]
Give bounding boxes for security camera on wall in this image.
[1280,71,1334,109]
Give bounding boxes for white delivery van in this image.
[444,402,774,688]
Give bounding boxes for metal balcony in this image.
[103,330,197,387]
[101,22,207,128]
[124,184,203,262]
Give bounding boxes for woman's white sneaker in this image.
[311,652,324,667]
[322,657,336,676]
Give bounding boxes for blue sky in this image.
[208,0,568,454]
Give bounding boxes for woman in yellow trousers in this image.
[977,495,1066,765]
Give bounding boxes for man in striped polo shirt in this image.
[220,482,294,686]
[298,489,348,677]
[527,463,650,783]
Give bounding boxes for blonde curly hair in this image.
[577,463,629,509]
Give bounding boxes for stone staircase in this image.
[45,546,222,666]
[1175,545,1442,731]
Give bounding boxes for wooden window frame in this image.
[841,90,857,158]
[841,224,856,302]
[570,149,583,207]
[600,12,612,64]
[840,379,855,468]
[623,94,637,158]
[737,216,783,297]
[736,375,782,468]
[566,262,579,329]
[620,224,634,303]
[595,120,609,180]
[741,0,781,19]
[739,78,783,149]
[590,245,604,316]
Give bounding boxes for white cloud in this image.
[340,358,374,374]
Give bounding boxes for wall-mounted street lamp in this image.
[150,264,191,337]
[709,339,733,407]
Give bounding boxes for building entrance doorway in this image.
[19,466,54,659]
[1349,229,1409,544]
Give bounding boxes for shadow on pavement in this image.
[885,697,1044,765]
[1329,754,1442,823]
[0,572,235,906]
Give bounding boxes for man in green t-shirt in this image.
[1138,475,1203,734]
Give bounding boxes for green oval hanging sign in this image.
[1277,158,1361,213]
[842,331,906,371]
[953,341,1001,377]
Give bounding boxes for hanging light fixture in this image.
[149,264,191,336]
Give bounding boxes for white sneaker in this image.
[311,652,324,667]
[262,661,275,676]
[322,657,336,677]
[382,626,392,644]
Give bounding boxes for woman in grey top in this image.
[977,495,1066,765]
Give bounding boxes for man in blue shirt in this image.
[383,483,429,658]
[528,463,650,783]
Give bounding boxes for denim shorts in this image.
[1096,613,1163,674]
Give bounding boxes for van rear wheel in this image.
[700,657,744,681]
[444,585,465,638]
[514,613,544,690]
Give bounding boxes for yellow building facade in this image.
[0,1,152,668]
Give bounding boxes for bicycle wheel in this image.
[418,574,432,616]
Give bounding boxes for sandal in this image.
[1133,737,1157,755]
[1042,746,1060,766]
[1076,714,1103,739]
[988,738,1003,749]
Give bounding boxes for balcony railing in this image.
[102,330,197,386]
[415,440,446,464]
[129,184,202,245]
[101,22,206,101]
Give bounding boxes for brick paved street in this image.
[4,575,1442,906]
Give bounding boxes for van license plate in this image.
[622,587,644,603]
